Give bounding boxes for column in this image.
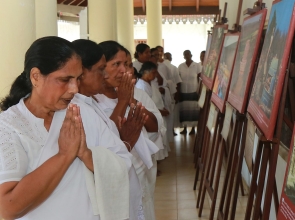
[0,0,35,98]
[88,0,117,43]
[146,0,162,47]
[116,0,135,54]
[35,0,57,38]
[79,8,88,39]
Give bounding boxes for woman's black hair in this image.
[134,43,150,59]
[72,39,104,70]
[133,67,141,81]
[138,61,158,78]
[0,36,78,111]
[150,48,158,54]
[98,40,127,62]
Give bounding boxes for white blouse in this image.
[178,61,202,93]
[0,99,99,220]
[135,79,152,98]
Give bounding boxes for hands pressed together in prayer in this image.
[58,104,89,162]
[118,102,149,151]
[117,72,136,106]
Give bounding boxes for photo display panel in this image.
[247,0,295,140]
[201,24,228,90]
[228,9,267,113]
[211,33,240,113]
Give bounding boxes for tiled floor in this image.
[154,128,248,220]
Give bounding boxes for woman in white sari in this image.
[136,62,170,160]
[0,37,134,220]
[96,41,161,220]
[133,43,151,72]
[72,39,150,220]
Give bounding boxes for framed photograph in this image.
[201,24,228,90]
[228,9,267,114]
[211,33,240,113]
[247,0,295,140]
[278,125,295,219]
[203,33,212,71]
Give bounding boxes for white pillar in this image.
[116,0,135,54]
[0,0,35,98]
[146,0,162,47]
[88,0,117,43]
[35,0,57,38]
[79,8,88,39]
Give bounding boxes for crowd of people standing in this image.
[0,36,204,220]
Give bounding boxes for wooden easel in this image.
[193,86,212,190]
[216,2,268,219]
[244,38,295,220]
[197,105,225,219]
[196,2,243,219]
[217,110,247,220]
[193,2,228,191]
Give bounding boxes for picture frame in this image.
[228,9,267,114]
[211,33,240,113]
[278,125,295,219]
[247,0,295,140]
[201,24,228,90]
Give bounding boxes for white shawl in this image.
[38,103,130,220]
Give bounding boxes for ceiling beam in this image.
[69,0,76,5]
[77,0,86,6]
[169,0,172,11]
[134,6,219,15]
[196,0,199,12]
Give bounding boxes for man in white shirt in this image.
[178,50,202,135]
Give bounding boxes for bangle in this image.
[123,141,132,152]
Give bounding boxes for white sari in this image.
[93,93,159,220]
[72,94,143,220]
[0,98,134,220]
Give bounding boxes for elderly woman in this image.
[95,41,165,220]
[72,39,151,220]
[0,37,135,220]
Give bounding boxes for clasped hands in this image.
[58,104,88,161]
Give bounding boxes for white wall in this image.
[239,0,274,24]
[58,20,80,42]
[134,21,212,67]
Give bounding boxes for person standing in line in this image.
[199,50,206,66]
[133,43,151,72]
[164,52,182,135]
[178,50,202,135]
[155,46,177,141]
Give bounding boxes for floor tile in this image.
[154,128,248,219]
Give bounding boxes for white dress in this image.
[93,93,159,220]
[178,61,202,127]
[135,79,152,98]
[137,79,169,160]
[133,60,143,72]
[0,98,133,220]
[164,59,183,129]
[73,94,144,220]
